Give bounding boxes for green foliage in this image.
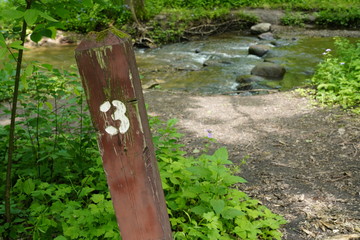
[0,1,61,43]
[281,11,306,26]
[0,66,286,238]
[316,8,360,28]
[158,0,245,9]
[144,8,257,44]
[0,1,286,238]
[155,0,359,11]
[58,0,132,33]
[151,118,287,239]
[311,38,360,113]
[0,0,132,34]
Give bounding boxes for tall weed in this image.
[311,38,360,113]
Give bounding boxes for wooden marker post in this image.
[75,28,172,240]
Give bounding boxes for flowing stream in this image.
[24,32,337,94]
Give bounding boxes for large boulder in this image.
[251,62,286,79]
[250,23,272,34]
[248,44,272,57]
[263,49,280,58]
[203,57,232,67]
[236,75,265,84]
[236,75,268,91]
[263,58,284,65]
[258,32,275,41]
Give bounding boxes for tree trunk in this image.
[5,1,33,239]
[125,0,146,23]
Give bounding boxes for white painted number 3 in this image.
[99,100,130,135]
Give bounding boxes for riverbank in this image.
[144,89,360,240]
[24,8,360,48]
[128,8,360,47]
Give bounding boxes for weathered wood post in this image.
[75,28,172,240]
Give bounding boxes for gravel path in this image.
[144,89,360,240]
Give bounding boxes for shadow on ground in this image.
[144,89,360,240]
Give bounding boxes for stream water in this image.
[24,32,337,94]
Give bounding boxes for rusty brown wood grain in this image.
[75,28,172,240]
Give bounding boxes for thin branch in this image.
[5,0,33,231]
[221,89,279,95]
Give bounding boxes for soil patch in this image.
[144,89,360,240]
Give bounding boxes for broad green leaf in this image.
[83,0,94,7]
[41,63,53,71]
[23,179,35,195]
[0,33,6,47]
[73,87,81,96]
[24,9,39,25]
[24,64,33,76]
[210,199,225,215]
[223,175,247,185]
[48,27,57,38]
[167,118,178,127]
[91,194,104,203]
[63,226,80,238]
[45,102,53,111]
[30,31,42,43]
[38,11,58,22]
[214,147,229,162]
[78,186,94,198]
[31,28,53,43]
[9,40,25,50]
[1,9,24,19]
[20,74,28,90]
[104,231,118,238]
[54,236,67,240]
[186,166,212,178]
[0,48,7,59]
[55,8,70,19]
[221,207,244,219]
[190,205,208,216]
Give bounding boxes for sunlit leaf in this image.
[23,179,35,195]
[83,0,94,7]
[54,236,67,240]
[21,73,29,90]
[45,102,54,111]
[9,40,25,50]
[186,166,212,178]
[54,7,70,19]
[39,11,58,22]
[0,48,7,59]
[24,9,39,25]
[24,64,34,76]
[213,147,229,162]
[41,63,53,71]
[210,199,225,215]
[1,9,24,19]
[48,27,57,38]
[221,207,244,219]
[91,194,104,203]
[0,33,6,48]
[30,31,42,43]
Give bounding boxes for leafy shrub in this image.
[59,1,132,33]
[311,38,360,113]
[152,118,287,239]
[316,8,360,28]
[281,11,306,26]
[145,8,257,44]
[1,65,286,239]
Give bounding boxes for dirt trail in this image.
[144,89,360,240]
